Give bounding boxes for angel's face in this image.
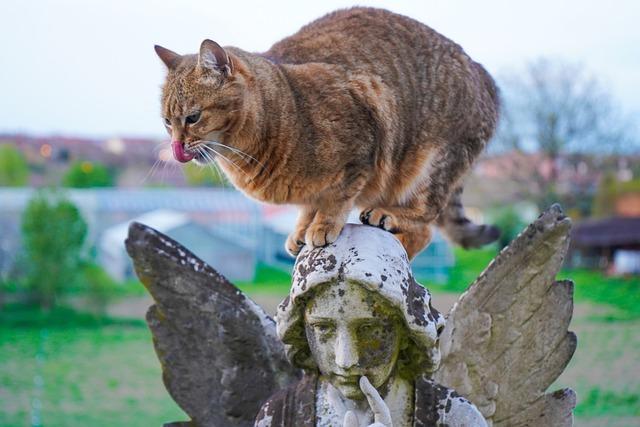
[304,282,403,400]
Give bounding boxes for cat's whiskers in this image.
[199,144,259,187]
[160,154,170,184]
[193,139,248,165]
[209,155,228,188]
[196,147,228,187]
[196,139,267,173]
[199,147,244,184]
[142,140,175,185]
[153,140,170,153]
[141,158,162,184]
[199,144,246,175]
[170,156,181,178]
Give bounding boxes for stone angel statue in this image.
[125,205,576,427]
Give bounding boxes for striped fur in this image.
[156,8,500,258]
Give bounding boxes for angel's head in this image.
[277,225,445,399]
[303,280,417,399]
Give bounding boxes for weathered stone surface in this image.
[127,205,576,427]
[278,224,445,376]
[266,224,487,426]
[125,222,300,427]
[434,204,577,426]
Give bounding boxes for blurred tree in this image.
[592,172,618,218]
[494,59,637,213]
[592,176,640,218]
[80,262,119,315]
[492,206,527,249]
[63,161,114,187]
[183,162,227,186]
[21,191,87,309]
[0,143,29,186]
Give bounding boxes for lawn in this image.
[555,302,640,426]
[0,306,186,427]
[1,250,638,426]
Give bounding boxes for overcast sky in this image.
[1,0,638,139]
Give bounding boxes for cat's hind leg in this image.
[360,207,401,233]
[358,145,479,258]
[391,221,433,260]
[359,206,432,259]
[361,185,500,254]
[361,133,493,257]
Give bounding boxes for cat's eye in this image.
[163,118,172,128]
[186,111,201,125]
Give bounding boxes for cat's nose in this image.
[172,140,195,163]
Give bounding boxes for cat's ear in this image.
[198,39,234,76]
[155,45,181,69]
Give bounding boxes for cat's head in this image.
[155,40,246,163]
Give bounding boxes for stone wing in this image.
[126,222,300,427]
[433,205,577,426]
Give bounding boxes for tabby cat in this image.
[155,7,500,259]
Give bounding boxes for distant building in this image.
[569,217,640,274]
[100,209,256,282]
[615,192,640,217]
[0,188,262,283]
[260,206,455,283]
[411,231,456,283]
[0,134,184,187]
[568,177,640,275]
[0,187,455,284]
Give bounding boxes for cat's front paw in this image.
[285,232,306,256]
[359,208,399,233]
[305,221,343,248]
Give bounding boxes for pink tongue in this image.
[172,141,195,163]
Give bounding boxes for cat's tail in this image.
[436,186,500,249]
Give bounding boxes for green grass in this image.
[2,300,639,426]
[553,300,640,423]
[420,246,498,293]
[0,305,186,427]
[567,269,640,320]
[575,389,640,417]
[419,247,640,321]
[236,263,292,295]
[2,249,638,426]
[444,247,498,291]
[0,304,144,329]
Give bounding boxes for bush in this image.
[63,161,114,188]
[593,175,640,218]
[0,143,29,186]
[492,207,527,249]
[183,162,227,186]
[21,191,88,309]
[441,247,498,292]
[575,388,640,417]
[80,262,120,315]
[569,268,640,319]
